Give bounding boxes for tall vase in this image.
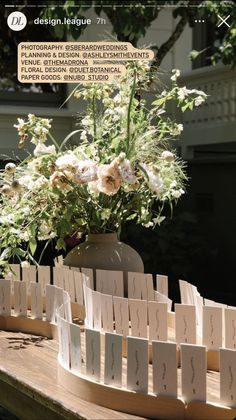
[64,232,144,277]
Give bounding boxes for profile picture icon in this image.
[7,11,27,31]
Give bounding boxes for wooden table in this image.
[0,330,146,420]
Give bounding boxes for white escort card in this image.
[30,282,43,319]
[179,279,189,304]
[67,269,76,303]
[84,285,93,328]
[113,296,129,337]
[141,274,154,301]
[225,308,236,349]
[69,322,82,374]
[14,281,27,316]
[22,265,36,295]
[70,266,81,272]
[104,332,122,387]
[95,269,109,295]
[85,328,100,381]
[127,336,149,393]
[195,294,204,336]
[204,298,215,306]
[220,348,236,407]
[55,286,64,319]
[0,279,11,316]
[152,341,177,398]
[74,271,84,305]
[45,284,56,323]
[148,302,168,342]
[96,269,124,297]
[128,272,142,299]
[53,266,64,289]
[58,316,70,369]
[62,267,70,294]
[202,306,223,350]
[63,290,72,323]
[175,304,197,345]
[181,343,206,403]
[37,266,50,296]
[92,290,101,330]
[101,293,113,332]
[81,268,94,290]
[6,264,20,295]
[129,299,147,338]
[156,274,168,297]
[154,291,172,312]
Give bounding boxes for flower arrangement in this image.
[0,62,207,275]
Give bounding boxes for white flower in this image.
[118,159,137,184]
[101,208,111,220]
[33,176,49,191]
[41,118,51,129]
[0,214,14,224]
[21,206,31,216]
[80,130,88,141]
[141,163,163,195]
[75,160,97,184]
[143,221,153,228]
[88,181,99,194]
[172,188,185,199]
[39,221,51,235]
[28,113,35,123]
[21,261,30,268]
[153,215,166,226]
[13,118,26,134]
[177,86,188,100]
[56,153,79,170]
[19,231,30,242]
[195,96,205,107]
[114,93,122,103]
[5,163,16,174]
[19,175,34,190]
[171,69,180,82]
[81,116,92,127]
[171,123,183,136]
[34,143,56,157]
[161,151,175,162]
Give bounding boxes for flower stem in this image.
[126,71,137,157]
[48,132,60,151]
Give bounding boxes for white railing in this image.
[179,64,236,158]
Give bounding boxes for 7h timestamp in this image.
[97,17,106,24]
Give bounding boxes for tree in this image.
[44,0,236,67]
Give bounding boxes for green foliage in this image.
[0,62,207,275]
